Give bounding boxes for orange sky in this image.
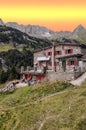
[0,0,86,31]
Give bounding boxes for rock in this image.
[0,18,4,25]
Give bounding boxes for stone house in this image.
[34,43,86,81]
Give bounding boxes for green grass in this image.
[0,44,13,52]
[0,81,86,130]
[0,44,27,52]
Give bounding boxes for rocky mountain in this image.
[0,19,4,26]
[50,25,86,44]
[73,24,85,34]
[0,25,51,49]
[6,22,54,37]
[0,19,54,37]
[6,20,86,44]
[0,18,86,44]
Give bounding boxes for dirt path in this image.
[70,72,86,86]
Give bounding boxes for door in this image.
[62,60,66,72]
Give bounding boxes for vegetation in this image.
[0,48,33,83]
[0,25,51,50]
[0,81,86,130]
[0,44,13,52]
[0,25,51,84]
[0,66,19,84]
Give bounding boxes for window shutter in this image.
[50,52,52,55]
[71,49,73,54]
[54,51,57,56]
[60,51,62,55]
[67,61,71,66]
[46,62,48,66]
[39,62,41,66]
[65,50,68,54]
[74,60,77,66]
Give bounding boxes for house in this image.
[20,42,86,83]
[34,43,86,81]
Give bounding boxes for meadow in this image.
[0,81,86,130]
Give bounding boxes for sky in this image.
[0,0,86,31]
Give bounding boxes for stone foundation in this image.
[47,70,82,81]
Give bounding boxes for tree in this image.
[0,69,8,83]
[8,66,19,81]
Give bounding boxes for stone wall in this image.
[47,68,83,81]
[47,71,75,81]
[83,62,86,70]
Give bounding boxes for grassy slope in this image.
[0,44,25,52]
[0,44,13,52]
[0,81,86,130]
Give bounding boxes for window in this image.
[65,49,73,54]
[68,49,71,54]
[48,52,52,56]
[71,61,74,65]
[56,51,62,55]
[67,60,77,66]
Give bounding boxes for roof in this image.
[34,43,86,53]
[37,56,51,62]
[34,43,80,53]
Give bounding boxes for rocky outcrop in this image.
[6,22,54,37]
[0,18,4,25]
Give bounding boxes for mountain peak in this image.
[73,24,85,33]
[0,18,4,25]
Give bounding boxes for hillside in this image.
[0,81,86,130]
[0,25,51,50]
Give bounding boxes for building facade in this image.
[34,43,86,81]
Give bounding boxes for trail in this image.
[70,72,86,86]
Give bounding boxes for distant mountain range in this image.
[0,18,54,38]
[0,18,86,44]
[0,23,51,49]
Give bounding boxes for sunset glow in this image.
[0,0,86,31]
